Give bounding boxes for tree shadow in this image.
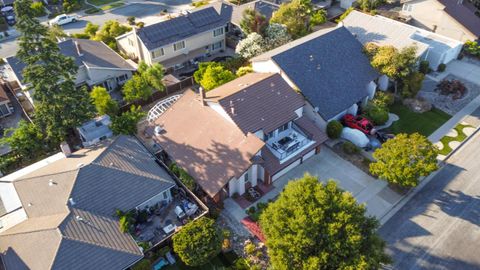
[379,163,480,269]
[344,26,388,45]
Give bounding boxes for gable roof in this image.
[253,26,379,120]
[150,90,264,198]
[5,39,134,83]
[137,4,232,50]
[438,0,480,37]
[0,135,176,270]
[206,73,305,134]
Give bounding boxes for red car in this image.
[342,114,376,135]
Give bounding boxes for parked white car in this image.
[49,14,77,26]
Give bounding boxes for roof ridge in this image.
[0,225,61,237]
[13,168,80,183]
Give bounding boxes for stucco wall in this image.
[136,187,173,210]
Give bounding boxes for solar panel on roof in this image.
[188,8,221,27]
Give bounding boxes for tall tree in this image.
[90,86,119,116]
[92,20,131,50]
[110,105,145,135]
[138,61,165,91]
[367,44,418,94]
[370,133,438,187]
[1,120,46,161]
[122,74,152,103]
[239,8,268,35]
[270,0,314,38]
[15,0,94,145]
[260,174,391,270]
[172,217,222,266]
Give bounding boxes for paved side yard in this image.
[223,147,403,223]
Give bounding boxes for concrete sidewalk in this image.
[223,147,403,223]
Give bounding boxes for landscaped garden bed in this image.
[436,123,475,156]
[331,142,373,176]
[387,103,451,136]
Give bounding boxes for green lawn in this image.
[100,1,124,10]
[88,0,119,6]
[387,103,452,137]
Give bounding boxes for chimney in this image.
[74,41,83,56]
[199,87,206,106]
[60,141,72,157]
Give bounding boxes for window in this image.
[244,172,249,183]
[128,38,134,46]
[162,191,168,200]
[279,123,289,132]
[264,131,274,141]
[173,41,185,51]
[0,104,10,117]
[151,48,164,59]
[402,4,413,12]
[212,41,222,50]
[213,27,224,37]
[117,74,128,83]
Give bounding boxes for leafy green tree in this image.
[260,174,390,270]
[370,133,438,187]
[358,0,383,12]
[270,0,314,38]
[239,8,268,35]
[173,217,222,266]
[264,23,291,48]
[401,71,425,98]
[1,121,46,161]
[85,22,99,38]
[30,1,45,17]
[235,32,266,59]
[90,86,119,116]
[47,24,67,42]
[110,105,145,135]
[309,9,327,27]
[236,66,253,77]
[122,75,152,103]
[62,0,80,13]
[199,63,236,91]
[15,0,94,145]
[138,61,165,91]
[93,20,131,50]
[368,45,418,94]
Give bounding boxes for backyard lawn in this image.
[387,103,452,137]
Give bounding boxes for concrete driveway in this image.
[223,147,403,222]
[431,59,480,85]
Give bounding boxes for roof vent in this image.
[314,107,319,112]
[48,179,57,186]
[27,203,33,207]
[69,198,76,206]
[110,162,114,167]
[75,215,83,221]
[154,126,163,136]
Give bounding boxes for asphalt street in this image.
[379,130,480,270]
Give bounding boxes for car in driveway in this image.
[49,14,78,26]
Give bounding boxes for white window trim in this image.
[173,41,186,51]
[151,48,164,59]
[213,27,224,37]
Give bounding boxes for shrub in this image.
[247,206,256,215]
[436,79,466,99]
[31,2,46,17]
[169,163,195,190]
[85,7,101,14]
[336,7,354,22]
[127,16,135,25]
[365,104,389,125]
[71,32,90,39]
[372,91,394,109]
[342,141,359,154]
[244,243,256,255]
[326,120,343,139]
[437,63,446,72]
[464,40,480,57]
[419,60,430,74]
[136,21,145,28]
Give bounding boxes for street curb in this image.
[379,125,480,225]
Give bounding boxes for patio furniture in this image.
[163,224,176,234]
[153,257,169,270]
[166,251,176,264]
[248,187,260,199]
[174,206,186,219]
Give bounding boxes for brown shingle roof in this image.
[152,90,265,198]
[207,73,305,134]
[0,85,10,103]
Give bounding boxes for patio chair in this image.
[248,187,260,199]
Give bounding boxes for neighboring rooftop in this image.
[5,38,135,83]
[137,4,232,50]
[230,0,279,26]
[206,73,305,134]
[438,0,480,37]
[0,135,176,270]
[77,115,113,143]
[253,26,379,120]
[148,90,264,198]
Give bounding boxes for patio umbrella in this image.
[1,6,13,12]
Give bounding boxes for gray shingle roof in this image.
[5,39,134,83]
[208,73,305,134]
[0,135,175,270]
[438,0,480,37]
[258,27,379,120]
[137,4,232,50]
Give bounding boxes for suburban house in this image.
[4,38,136,106]
[116,3,232,69]
[0,84,13,118]
[251,26,380,130]
[141,73,327,203]
[0,135,177,270]
[342,10,464,69]
[400,0,480,42]
[76,114,113,147]
[228,0,279,31]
